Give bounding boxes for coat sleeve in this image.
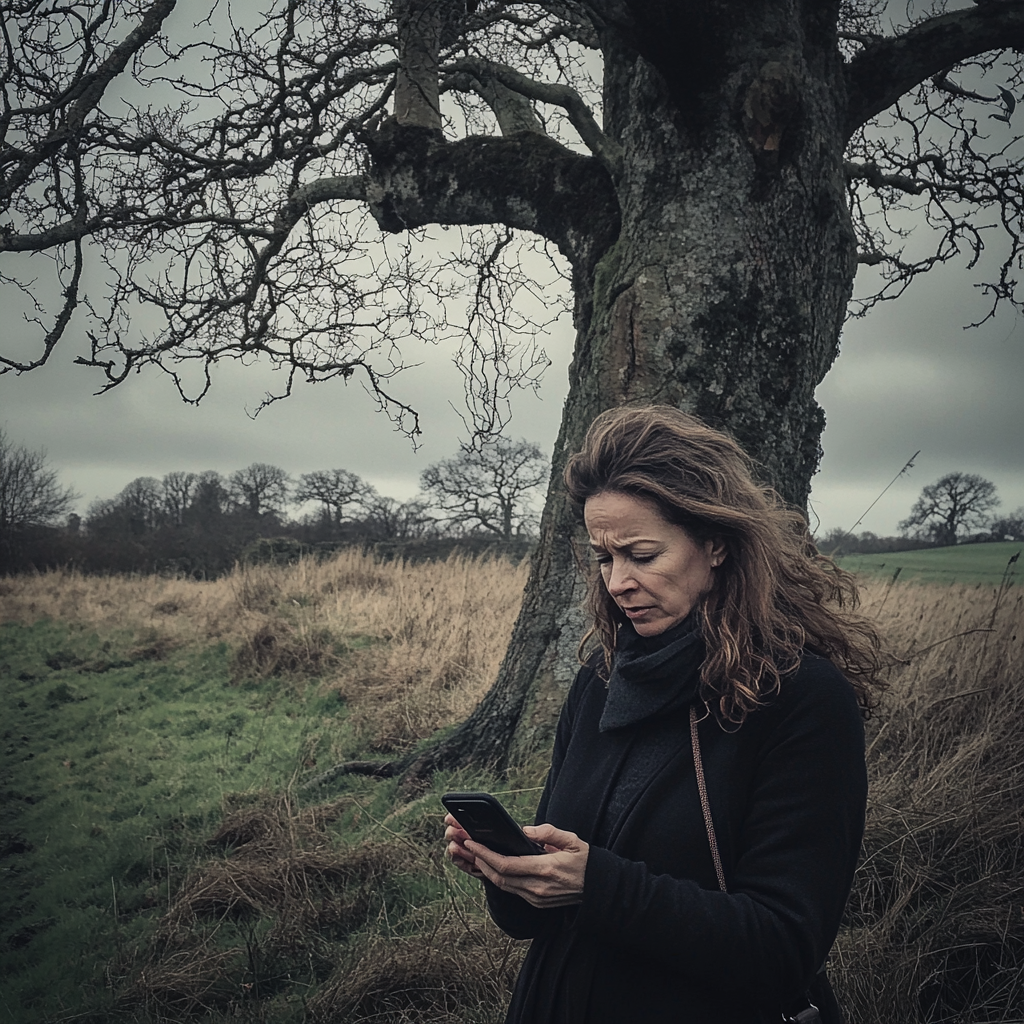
[483,663,595,939]
[572,659,867,1004]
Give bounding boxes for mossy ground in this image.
[1,553,1021,1024]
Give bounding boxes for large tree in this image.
[899,471,1000,546]
[2,0,1023,772]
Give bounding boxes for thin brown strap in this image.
[690,705,728,893]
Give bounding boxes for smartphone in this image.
[441,792,547,857]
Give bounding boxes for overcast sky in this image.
[1,4,1021,539]
[2,240,1021,540]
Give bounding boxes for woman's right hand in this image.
[444,812,485,878]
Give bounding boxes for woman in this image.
[445,406,884,1024]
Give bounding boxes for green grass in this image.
[0,618,352,1024]
[836,540,1021,585]
[0,617,536,1024]
[2,558,1021,1024]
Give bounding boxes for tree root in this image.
[301,759,402,789]
[301,700,519,797]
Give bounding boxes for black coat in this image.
[486,651,867,1024]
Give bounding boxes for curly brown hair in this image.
[563,405,886,723]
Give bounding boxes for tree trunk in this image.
[402,7,857,780]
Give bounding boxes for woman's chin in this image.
[630,619,667,637]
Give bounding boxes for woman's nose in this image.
[606,560,636,595]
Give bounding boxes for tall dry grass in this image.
[2,558,1020,1022]
[833,577,1023,1023]
[110,789,522,1023]
[0,549,529,751]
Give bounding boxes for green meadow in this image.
[1,553,1021,1024]
[836,540,1021,586]
[0,619,329,1020]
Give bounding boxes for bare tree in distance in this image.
[899,472,1000,547]
[161,471,198,526]
[363,494,436,542]
[188,471,232,522]
[0,429,79,537]
[227,464,291,519]
[3,0,1024,770]
[421,437,547,540]
[295,469,376,531]
[87,476,164,535]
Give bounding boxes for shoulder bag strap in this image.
[689,705,727,893]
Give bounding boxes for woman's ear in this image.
[705,537,727,568]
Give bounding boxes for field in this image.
[836,540,1021,586]
[1,551,1022,1024]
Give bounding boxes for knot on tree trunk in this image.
[364,122,445,233]
[742,61,801,171]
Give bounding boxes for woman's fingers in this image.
[465,826,589,907]
[443,814,471,842]
[443,813,484,878]
[523,823,583,852]
[448,844,485,878]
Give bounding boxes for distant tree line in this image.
[820,472,1023,555]
[0,434,547,575]
[4,431,1020,575]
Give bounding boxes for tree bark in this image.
[402,3,857,779]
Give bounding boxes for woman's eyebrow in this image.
[589,537,659,551]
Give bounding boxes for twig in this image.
[830,451,920,557]
[925,687,988,710]
[849,450,920,535]
[901,628,995,661]
[875,566,903,614]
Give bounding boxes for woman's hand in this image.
[467,823,589,908]
[444,813,485,878]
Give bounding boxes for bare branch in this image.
[443,57,622,178]
[845,4,1024,137]
[270,176,368,239]
[363,123,619,270]
[443,72,547,136]
[0,0,178,203]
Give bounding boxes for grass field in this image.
[0,554,531,1024]
[836,539,1021,585]
[1,551,1021,1023]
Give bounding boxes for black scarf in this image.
[599,614,704,732]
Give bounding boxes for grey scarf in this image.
[599,614,704,732]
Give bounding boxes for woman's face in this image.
[584,490,724,637]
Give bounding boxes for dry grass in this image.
[116,792,420,1020]
[305,919,522,1024]
[3,557,1020,1023]
[834,577,1024,1023]
[0,549,529,749]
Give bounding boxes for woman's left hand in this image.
[467,823,589,908]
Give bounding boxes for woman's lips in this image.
[622,606,653,619]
